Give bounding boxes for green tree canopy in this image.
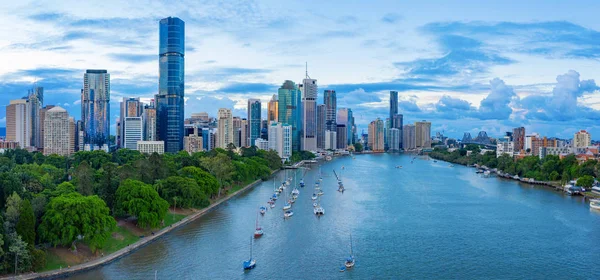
[38,193,115,251]
[155,176,209,209]
[115,179,169,229]
[577,175,595,188]
[16,199,35,248]
[179,166,220,197]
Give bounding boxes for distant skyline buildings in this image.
[278,80,302,152]
[156,16,185,153]
[81,69,110,151]
[301,72,318,152]
[28,86,43,149]
[324,90,337,133]
[247,99,261,146]
[43,106,72,156]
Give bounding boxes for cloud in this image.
[476,78,518,120]
[217,82,277,94]
[108,53,155,63]
[399,100,421,112]
[381,13,402,24]
[185,96,236,118]
[73,100,81,105]
[338,88,382,106]
[435,95,472,112]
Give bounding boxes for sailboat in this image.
[314,197,325,216]
[243,236,256,270]
[254,212,264,238]
[259,206,267,215]
[299,178,305,188]
[344,234,355,269]
[283,187,292,210]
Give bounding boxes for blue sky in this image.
[2,0,600,139]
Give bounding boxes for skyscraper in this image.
[336,124,347,150]
[247,99,261,146]
[513,127,525,152]
[415,120,432,148]
[43,106,71,156]
[316,104,326,150]
[324,90,337,131]
[6,99,30,148]
[156,17,185,153]
[233,117,242,147]
[120,97,143,148]
[268,94,278,123]
[217,108,233,148]
[28,86,43,149]
[39,105,55,151]
[143,103,157,141]
[278,80,302,152]
[403,124,416,150]
[300,68,318,151]
[368,118,384,152]
[124,117,143,150]
[347,108,355,145]
[389,128,400,152]
[391,113,403,148]
[82,69,110,151]
[269,122,292,162]
[389,91,398,121]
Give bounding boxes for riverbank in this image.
[5,173,276,280]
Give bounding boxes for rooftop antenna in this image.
[305,62,311,79]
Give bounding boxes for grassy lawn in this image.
[101,226,140,255]
[43,250,69,271]
[163,212,186,227]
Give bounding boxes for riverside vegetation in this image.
[0,146,281,274]
[430,144,598,188]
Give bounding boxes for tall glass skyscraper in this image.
[390,90,398,121]
[28,86,43,149]
[247,99,261,146]
[278,80,302,152]
[81,69,110,150]
[324,90,337,132]
[156,17,185,153]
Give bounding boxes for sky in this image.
[1,0,600,139]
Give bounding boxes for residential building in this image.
[496,137,514,158]
[389,128,400,152]
[69,117,75,155]
[82,69,110,150]
[267,94,278,123]
[324,89,336,132]
[539,146,572,159]
[217,108,233,148]
[255,138,269,150]
[43,106,71,156]
[233,117,242,147]
[347,109,355,145]
[119,97,143,147]
[241,119,248,147]
[124,117,143,150]
[269,122,292,162]
[336,124,347,150]
[143,104,157,141]
[28,86,43,149]
[278,80,302,152]
[574,130,591,148]
[325,130,337,150]
[415,120,431,148]
[403,124,416,150]
[39,105,55,151]
[248,99,261,146]
[301,74,318,152]
[201,129,216,151]
[368,118,384,152]
[183,127,203,154]
[6,99,30,148]
[261,120,269,140]
[513,127,525,152]
[391,114,403,148]
[137,141,165,154]
[156,17,185,153]
[316,104,326,149]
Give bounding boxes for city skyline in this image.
[1,1,600,139]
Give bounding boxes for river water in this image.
[71,154,600,279]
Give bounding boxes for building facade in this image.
[389,128,400,152]
[324,90,336,132]
[368,118,384,152]
[513,127,525,152]
[496,138,514,158]
[247,99,261,146]
[403,124,416,150]
[120,97,143,147]
[268,122,292,162]
[156,17,185,153]
[43,106,71,156]
[82,69,110,150]
[325,130,337,150]
[28,87,43,149]
[574,130,591,148]
[300,76,318,151]
[143,104,157,141]
[39,105,55,151]
[316,104,326,150]
[336,124,347,150]
[278,80,302,152]
[6,99,31,149]
[137,141,165,154]
[389,90,398,121]
[255,138,269,151]
[267,94,278,123]
[217,108,233,148]
[415,121,431,148]
[124,117,143,150]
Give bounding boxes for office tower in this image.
[39,105,55,151]
[69,117,75,155]
[241,119,248,147]
[384,118,390,151]
[268,94,278,123]
[269,122,292,161]
[337,108,348,126]
[402,124,416,150]
[28,86,43,149]
[300,67,318,151]
[233,117,242,147]
[248,99,261,146]
[324,90,337,131]
[316,104,326,149]
[325,130,337,150]
[389,128,400,152]
[512,127,525,152]
[43,106,71,156]
[339,108,355,145]
[391,114,403,148]
[368,118,384,152]
[120,97,143,147]
[574,130,591,148]
[76,120,84,151]
[124,117,143,150]
[389,91,398,121]
[336,124,347,150]
[6,99,30,148]
[278,80,302,152]
[143,104,157,141]
[261,120,269,140]
[217,108,233,148]
[116,118,121,148]
[137,141,165,154]
[415,120,432,148]
[156,17,185,153]
[202,129,216,151]
[82,69,110,150]
[183,126,203,154]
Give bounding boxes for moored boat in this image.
[259,206,266,215]
[243,237,256,270]
[590,199,600,210]
[284,210,294,218]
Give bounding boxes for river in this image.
[70,154,600,279]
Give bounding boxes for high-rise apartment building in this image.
[415,121,431,148]
[325,130,337,150]
[82,69,110,150]
[278,81,302,152]
[248,99,261,146]
[513,127,525,152]
[217,108,233,148]
[402,124,416,150]
[156,17,185,153]
[391,114,403,148]
[324,90,337,132]
[300,71,317,151]
[120,97,143,147]
[336,124,347,150]
[268,122,291,162]
[574,130,591,148]
[124,117,143,150]
[28,86,43,149]
[368,118,384,152]
[389,128,400,152]
[39,105,55,151]
[268,94,278,123]
[6,99,30,148]
[43,106,71,156]
[316,104,326,150]
[143,104,157,141]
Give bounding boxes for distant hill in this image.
[0,127,5,138]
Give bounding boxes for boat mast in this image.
[350,234,353,256]
[250,236,253,259]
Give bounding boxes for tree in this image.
[0,173,23,209]
[200,153,235,197]
[16,200,35,248]
[38,193,115,252]
[354,143,364,152]
[179,166,220,197]
[155,176,209,209]
[96,163,120,212]
[115,179,169,229]
[5,192,22,232]
[577,175,594,188]
[7,234,31,273]
[73,161,94,196]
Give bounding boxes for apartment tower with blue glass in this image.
[156,17,185,153]
[81,70,110,151]
[278,80,302,152]
[247,99,261,146]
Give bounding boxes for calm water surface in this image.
[71,154,600,279]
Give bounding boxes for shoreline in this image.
[7,173,276,280]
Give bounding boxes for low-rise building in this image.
[137,141,164,154]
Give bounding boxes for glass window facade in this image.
[82,70,110,148]
[278,81,302,152]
